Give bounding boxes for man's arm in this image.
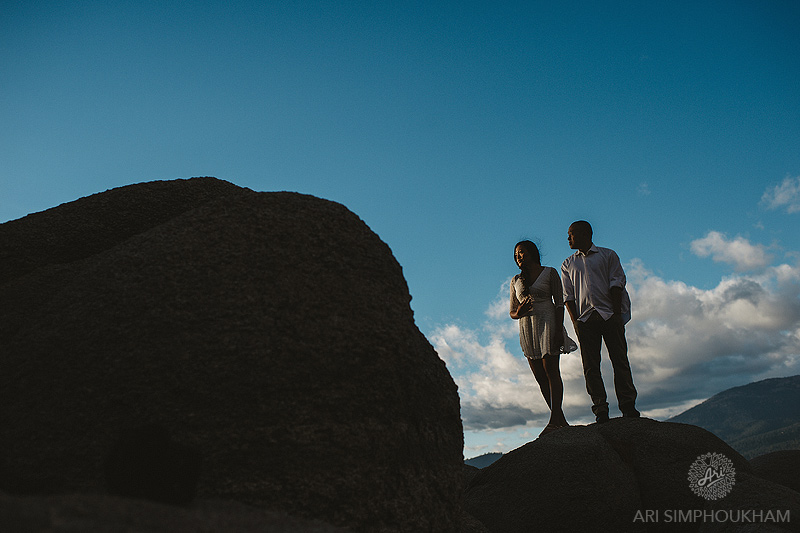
[561,261,578,325]
[565,300,579,325]
[606,249,625,316]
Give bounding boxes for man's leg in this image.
[576,313,608,420]
[602,315,638,416]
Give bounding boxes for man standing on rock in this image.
[561,220,639,423]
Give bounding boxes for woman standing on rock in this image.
[509,240,576,435]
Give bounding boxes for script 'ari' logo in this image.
[687,452,736,500]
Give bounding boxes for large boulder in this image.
[0,178,464,532]
[463,418,800,533]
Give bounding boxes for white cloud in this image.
[761,175,800,213]
[643,398,705,420]
[429,257,800,439]
[690,231,773,271]
[620,259,800,408]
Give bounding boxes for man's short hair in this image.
[571,220,593,239]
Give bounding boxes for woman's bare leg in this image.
[527,357,552,409]
[543,354,568,427]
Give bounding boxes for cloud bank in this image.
[430,233,800,433]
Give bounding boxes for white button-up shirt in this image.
[561,244,631,323]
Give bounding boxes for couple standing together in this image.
[509,220,639,435]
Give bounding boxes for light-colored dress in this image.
[511,267,578,360]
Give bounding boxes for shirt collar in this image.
[578,244,599,257]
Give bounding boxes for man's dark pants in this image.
[575,312,638,417]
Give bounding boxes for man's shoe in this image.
[622,409,640,418]
[596,412,610,424]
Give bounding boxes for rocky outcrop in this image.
[0,178,463,532]
[462,418,800,533]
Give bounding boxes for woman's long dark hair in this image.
[514,240,540,297]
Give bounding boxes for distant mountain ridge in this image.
[464,452,502,469]
[668,374,800,458]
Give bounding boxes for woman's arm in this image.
[509,279,531,319]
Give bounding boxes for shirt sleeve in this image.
[560,260,575,303]
[606,250,627,289]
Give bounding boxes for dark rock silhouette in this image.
[0,493,354,532]
[591,417,751,520]
[462,418,800,533]
[0,178,463,532]
[463,420,642,532]
[462,464,481,489]
[0,177,244,285]
[700,474,800,533]
[459,510,490,533]
[104,423,200,506]
[750,450,800,494]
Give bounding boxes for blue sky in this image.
[3,1,800,458]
